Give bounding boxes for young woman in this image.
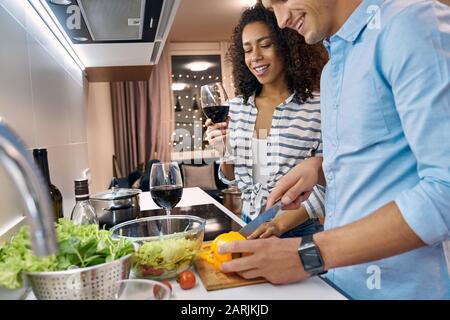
[206,3,327,238]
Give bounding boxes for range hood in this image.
[44,0,180,66]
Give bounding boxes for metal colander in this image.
[26,254,133,300]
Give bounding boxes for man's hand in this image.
[219,237,310,284]
[266,157,324,209]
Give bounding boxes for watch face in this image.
[298,237,325,275]
[301,247,323,271]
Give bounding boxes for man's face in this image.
[261,0,336,44]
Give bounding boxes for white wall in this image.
[87,82,114,193]
[0,0,89,239]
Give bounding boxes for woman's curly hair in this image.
[228,3,328,104]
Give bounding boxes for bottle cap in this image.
[74,179,89,196]
[33,148,47,157]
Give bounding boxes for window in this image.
[171,54,222,154]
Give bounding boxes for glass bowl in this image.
[0,285,30,300]
[115,279,172,300]
[111,215,206,280]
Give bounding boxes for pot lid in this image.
[90,188,141,200]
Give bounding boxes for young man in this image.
[218,0,450,299]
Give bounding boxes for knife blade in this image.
[238,201,284,238]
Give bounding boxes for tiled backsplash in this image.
[0,0,89,236]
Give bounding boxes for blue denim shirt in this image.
[321,0,450,299]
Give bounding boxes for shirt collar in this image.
[324,0,384,47]
[246,92,296,106]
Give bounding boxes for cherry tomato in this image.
[153,280,172,299]
[178,270,196,290]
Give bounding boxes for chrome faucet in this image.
[0,118,58,256]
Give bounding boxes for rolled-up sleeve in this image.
[218,164,236,185]
[302,185,326,219]
[384,4,450,245]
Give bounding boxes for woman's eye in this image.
[261,43,272,48]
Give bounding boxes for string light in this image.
[171,64,224,153]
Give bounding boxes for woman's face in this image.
[242,21,285,86]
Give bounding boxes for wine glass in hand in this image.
[201,82,233,162]
[149,162,183,216]
[200,82,230,124]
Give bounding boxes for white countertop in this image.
[141,187,348,300]
[26,187,348,300]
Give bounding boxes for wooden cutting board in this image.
[193,242,267,291]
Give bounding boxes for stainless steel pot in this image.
[90,188,141,229]
[222,186,242,217]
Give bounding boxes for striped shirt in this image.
[219,92,325,221]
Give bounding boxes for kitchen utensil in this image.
[90,187,141,229]
[110,215,206,280]
[222,186,242,217]
[115,279,172,300]
[194,242,266,291]
[238,201,283,237]
[26,253,133,300]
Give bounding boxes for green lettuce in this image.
[134,236,200,272]
[0,219,134,289]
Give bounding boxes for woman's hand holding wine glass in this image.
[205,118,230,158]
[201,82,234,162]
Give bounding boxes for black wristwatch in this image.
[298,234,327,276]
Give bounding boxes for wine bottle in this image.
[70,179,98,225]
[32,148,64,220]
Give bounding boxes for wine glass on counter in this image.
[200,82,234,162]
[149,162,183,216]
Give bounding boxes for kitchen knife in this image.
[238,201,284,238]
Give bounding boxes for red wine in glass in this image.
[149,162,183,216]
[200,82,229,123]
[150,185,183,210]
[202,105,229,123]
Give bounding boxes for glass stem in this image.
[165,209,172,234]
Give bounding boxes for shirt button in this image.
[327,172,334,180]
[333,103,338,109]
